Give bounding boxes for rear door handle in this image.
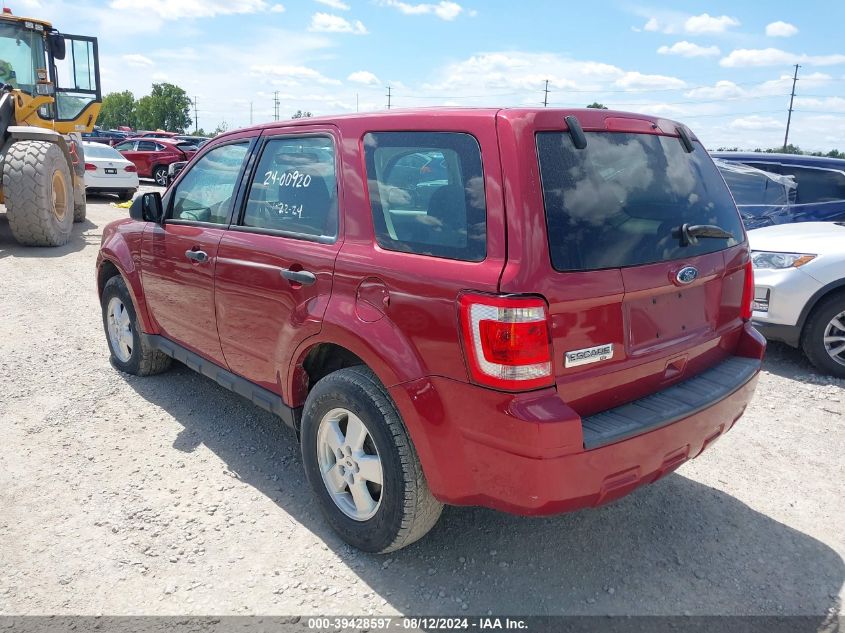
[281,268,317,286]
[185,249,208,263]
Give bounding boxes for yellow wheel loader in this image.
[0,8,101,246]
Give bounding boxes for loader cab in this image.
[0,11,101,133]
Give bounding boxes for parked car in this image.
[174,135,210,147]
[134,131,179,138]
[82,141,139,201]
[713,152,845,225]
[96,108,764,552]
[82,128,128,146]
[113,138,197,186]
[748,221,845,377]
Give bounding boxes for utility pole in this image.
[192,96,198,133]
[356,93,359,113]
[543,80,550,107]
[386,85,391,110]
[783,64,800,152]
[273,91,280,121]
[249,101,253,125]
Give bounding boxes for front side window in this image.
[782,166,845,204]
[241,136,338,239]
[114,141,134,152]
[170,142,249,224]
[364,131,486,262]
[537,132,743,271]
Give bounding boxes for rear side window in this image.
[364,131,486,262]
[241,136,338,239]
[782,166,845,204]
[137,141,157,151]
[537,132,743,271]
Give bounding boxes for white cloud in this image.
[270,4,285,12]
[684,13,739,34]
[765,21,798,37]
[638,11,738,35]
[685,80,745,100]
[720,48,845,68]
[380,0,468,20]
[315,0,350,9]
[348,70,380,85]
[729,115,783,131]
[657,41,720,58]
[251,64,341,85]
[614,71,686,90]
[110,0,283,19]
[309,12,368,33]
[122,53,154,67]
[794,96,845,113]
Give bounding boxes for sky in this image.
[18,0,845,150]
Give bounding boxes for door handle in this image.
[185,249,208,263]
[280,268,317,286]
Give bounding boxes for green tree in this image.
[98,90,136,129]
[291,110,312,119]
[134,83,192,132]
[212,121,228,136]
[586,102,608,109]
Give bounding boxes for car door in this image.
[135,140,160,177]
[140,138,254,366]
[214,128,342,396]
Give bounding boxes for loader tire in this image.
[3,140,74,246]
[73,182,87,223]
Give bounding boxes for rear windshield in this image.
[537,132,744,271]
[83,143,122,160]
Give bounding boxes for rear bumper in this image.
[390,323,764,515]
[753,320,801,347]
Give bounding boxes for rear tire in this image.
[801,293,845,378]
[301,366,443,553]
[3,140,74,246]
[152,165,168,187]
[118,189,136,202]
[101,275,172,376]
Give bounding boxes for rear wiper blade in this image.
[672,223,734,246]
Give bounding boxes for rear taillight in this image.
[741,260,754,321]
[124,164,137,172]
[459,293,553,391]
[84,162,97,171]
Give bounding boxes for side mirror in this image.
[48,33,66,61]
[129,192,164,223]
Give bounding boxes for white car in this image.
[748,222,845,377]
[82,141,139,201]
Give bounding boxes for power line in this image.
[784,64,800,151]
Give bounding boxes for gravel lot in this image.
[0,188,843,617]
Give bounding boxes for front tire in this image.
[301,367,443,553]
[3,140,74,246]
[802,293,845,378]
[101,275,171,376]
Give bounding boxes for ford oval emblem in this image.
[676,266,699,285]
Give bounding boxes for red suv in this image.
[96,108,765,552]
[113,138,197,186]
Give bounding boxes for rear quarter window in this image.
[537,131,744,271]
[364,131,487,262]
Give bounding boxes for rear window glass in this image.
[82,143,121,160]
[364,131,486,262]
[537,132,743,271]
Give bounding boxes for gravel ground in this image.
[0,189,843,617]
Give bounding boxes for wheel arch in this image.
[97,234,156,333]
[797,279,845,334]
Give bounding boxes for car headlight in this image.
[750,251,816,270]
